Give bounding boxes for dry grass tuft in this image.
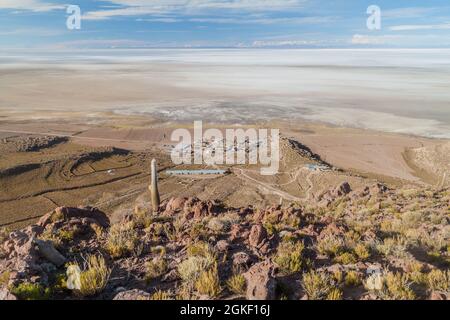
[71,254,111,297]
[105,222,139,259]
[302,270,334,300]
[195,264,221,297]
[226,274,246,296]
[274,241,304,275]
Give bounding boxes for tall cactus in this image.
[150,159,160,212]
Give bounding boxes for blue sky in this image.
[1,0,450,49]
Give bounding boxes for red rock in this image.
[232,252,251,268]
[430,291,447,300]
[248,224,268,248]
[0,288,17,300]
[229,224,249,242]
[113,289,151,300]
[38,207,110,228]
[165,197,188,213]
[215,240,230,252]
[244,260,276,300]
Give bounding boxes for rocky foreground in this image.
[0,183,449,300]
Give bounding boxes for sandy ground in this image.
[284,124,442,183]
[0,112,446,184]
[0,112,448,229]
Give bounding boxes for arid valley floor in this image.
[0,111,448,230]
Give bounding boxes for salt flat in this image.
[1,49,449,138]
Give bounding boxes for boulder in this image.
[113,289,151,300]
[38,206,110,229]
[208,218,230,233]
[334,182,352,197]
[430,291,447,301]
[248,224,267,248]
[33,239,66,267]
[0,288,17,301]
[232,252,251,268]
[244,260,276,300]
[165,197,188,213]
[229,224,250,243]
[215,240,230,252]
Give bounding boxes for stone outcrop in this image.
[244,260,276,300]
[1,207,109,288]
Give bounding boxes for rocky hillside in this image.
[0,183,449,300]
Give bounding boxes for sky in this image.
[1,0,450,49]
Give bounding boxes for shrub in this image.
[133,206,153,229]
[179,242,219,295]
[274,241,304,275]
[10,282,51,300]
[427,269,449,292]
[207,217,231,233]
[178,256,215,286]
[151,290,171,300]
[0,227,8,243]
[187,241,216,258]
[105,222,139,258]
[334,252,357,265]
[317,234,345,258]
[226,274,246,295]
[344,271,362,287]
[376,237,408,258]
[354,244,371,260]
[326,288,343,300]
[383,272,416,300]
[0,228,8,258]
[0,271,10,287]
[332,270,344,284]
[145,257,168,282]
[189,221,211,240]
[302,271,334,300]
[70,254,111,297]
[407,262,427,285]
[195,265,221,297]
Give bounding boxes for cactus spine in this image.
[150,159,160,212]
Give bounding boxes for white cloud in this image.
[83,0,308,20]
[134,15,334,25]
[0,0,64,12]
[51,39,149,49]
[390,23,450,31]
[251,39,323,47]
[0,28,62,36]
[351,34,401,45]
[382,7,438,19]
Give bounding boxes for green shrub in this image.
[145,257,168,282]
[344,271,362,287]
[274,241,304,275]
[10,282,51,300]
[383,272,416,300]
[226,274,246,295]
[105,222,139,258]
[427,269,449,292]
[317,234,345,257]
[302,271,334,300]
[195,265,221,297]
[69,254,111,297]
